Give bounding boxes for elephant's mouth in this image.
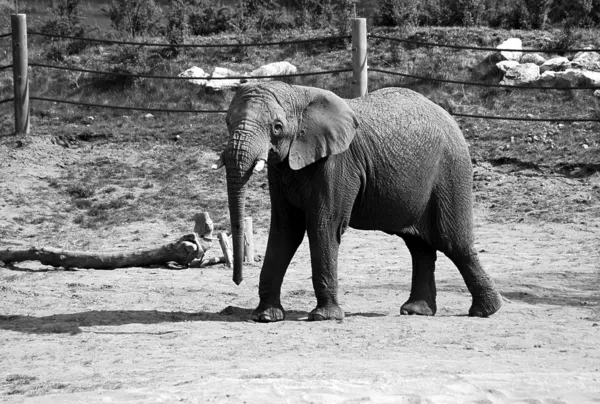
[267,148,282,164]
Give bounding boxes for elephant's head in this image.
[222,82,358,284]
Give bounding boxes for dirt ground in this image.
[1,134,599,403]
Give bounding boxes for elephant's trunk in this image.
[227,179,247,285]
[224,134,264,285]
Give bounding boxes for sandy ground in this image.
[1,136,600,403]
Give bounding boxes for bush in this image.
[522,0,551,28]
[40,0,85,37]
[444,0,486,26]
[548,0,600,27]
[97,46,152,90]
[165,0,188,50]
[39,0,93,60]
[188,2,233,35]
[291,0,354,31]
[374,0,484,27]
[103,0,160,38]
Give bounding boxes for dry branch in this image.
[0,212,216,270]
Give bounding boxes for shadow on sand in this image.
[0,306,388,335]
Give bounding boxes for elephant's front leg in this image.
[252,216,305,323]
[306,220,346,321]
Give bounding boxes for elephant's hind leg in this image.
[447,250,502,317]
[400,236,437,316]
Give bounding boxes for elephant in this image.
[220,81,502,322]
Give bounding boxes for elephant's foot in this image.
[308,304,344,321]
[400,299,436,316]
[469,290,502,317]
[251,303,286,323]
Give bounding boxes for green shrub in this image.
[549,0,600,27]
[165,0,188,53]
[97,46,152,90]
[188,2,233,35]
[374,0,484,27]
[39,0,93,60]
[40,0,86,37]
[291,0,354,30]
[103,0,161,38]
[522,0,551,28]
[444,0,486,26]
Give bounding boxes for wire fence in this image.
[2,26,600,122]
[369,34,600,53]
[28,31,351,47]
[370,68,600,90]
[29,96,228,113]
[29,62,352,81]
[452,112,600,122]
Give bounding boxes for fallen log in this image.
[0,213,215,270]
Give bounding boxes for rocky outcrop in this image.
[500,63,540,86]
[570,51,600,72]
[206,67,242,91]
[497,60,519,73]
[538,69,600,87]
[497,38,522,61]
[178,66,208,86]
[180,62,298,90]
[474,38,600,90]
[520,53,546,65]
[540,57,570,73]
[248,61,297,80]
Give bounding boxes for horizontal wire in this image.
[25,96,600,121]
[369,33,600,53]
[451,112,600,122]
[29,63,352,80]
[370,68,600,90]
[30,96,227,113]
[28,31,350,47]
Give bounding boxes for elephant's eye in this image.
[272,121,284,136]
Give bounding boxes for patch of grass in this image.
[66,183,95,199]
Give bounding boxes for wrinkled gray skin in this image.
[223,81,502,322]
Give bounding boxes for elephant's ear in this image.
[289,89,358,170]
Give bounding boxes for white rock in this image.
[497,38,522,61]
[520,53,546,65]
[144,113,154,119]
[538,69,600,88]
[496,60,519,73]
[570,51,600,72]
[249,61,297,80]
[500,63,540,86]
[540,57,570,73]
[178,66,209,86]
[581,70,600,86]
[594,89,600,98]
[206,67,243,91]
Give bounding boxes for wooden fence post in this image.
[244,217,254,263]
[11,14,30,135]
[351,17,367,98]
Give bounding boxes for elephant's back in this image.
[347,87,467,159]
[344,87,472,233]
[349,87,461,138]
